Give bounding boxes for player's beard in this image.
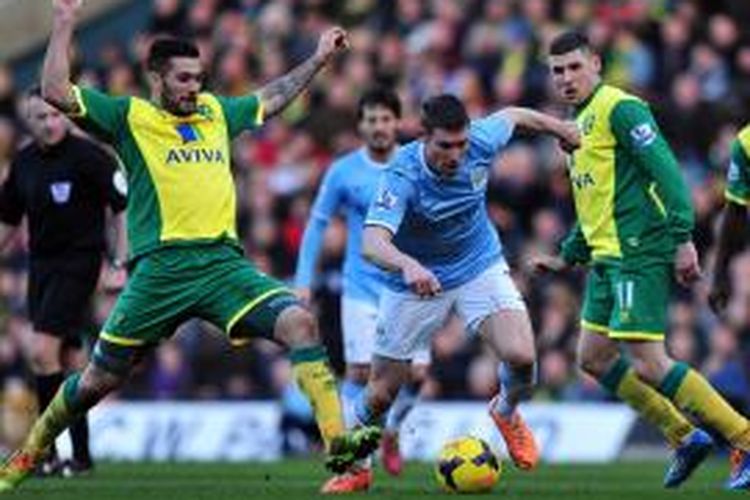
[162,87,197,116]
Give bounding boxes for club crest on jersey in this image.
[374,188,397,211]
[50,181,72,204]
[580,113,595,135]
[470,167,488,190]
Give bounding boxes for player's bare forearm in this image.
[712,202,747,297]
[362,225,414,273]
[42,4,79,113]
[501,107,579,147]
[258,55,326,119]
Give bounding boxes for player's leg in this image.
[0,252,181,492]
[204,249,379,476]
[0,350,137,492]
[340,297,378,428]
[352,287,451,430]
[577,264,698,452]
[61,342,93,476]
[381,357,429,476]
[27,331,64,476]
[608,262,722,487]
[453,262,538,469]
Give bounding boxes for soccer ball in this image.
[434,436,501,493]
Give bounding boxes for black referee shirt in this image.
[0,133,127,257]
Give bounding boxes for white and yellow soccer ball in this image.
[434,436,501,493]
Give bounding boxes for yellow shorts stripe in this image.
[226,287,289,334]
[581,320,609,335]
[608,330,664,341]
[99,331,147,347]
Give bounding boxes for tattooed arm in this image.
[258,27,349,119]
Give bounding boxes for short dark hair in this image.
[146,37,200,73]
[357,87,402,121]
[420,94,469,133]
[549,31,591,56]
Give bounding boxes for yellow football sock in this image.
[25,374,82,455]
[661,362,750,451]
[290,346,345,451]
[600,357,693,447]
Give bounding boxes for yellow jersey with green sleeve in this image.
[725,125,750,206]
[68,85,263,260]
[560,84,694,266]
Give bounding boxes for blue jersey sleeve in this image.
[471,111,516,152]
[365,167,415,234]
[294,165,343,288]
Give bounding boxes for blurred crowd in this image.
[2,0,750,445]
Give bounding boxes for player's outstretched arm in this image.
[362,225,441,297]
[500,107,580,151]
[258,27,349,119]
[42,0,82,113]
[710,202,747,314]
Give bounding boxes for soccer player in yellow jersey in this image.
[532,31,750,489]
[0,0,380,493]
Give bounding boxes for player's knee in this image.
[346,364,370,385]
[503,350,536,370]
[630,356,669,386]
[577,350,610,378]
[410,364,429,385]
[77,364,127,407]
[274,306,319,348]
[368,381,398,415]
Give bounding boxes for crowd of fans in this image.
[2,0,750,446]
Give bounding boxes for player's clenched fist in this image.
[315,27,349,64]
[53,0,82,20]
[402,260,442,298]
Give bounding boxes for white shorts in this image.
[374,262,527,361]
[342,296,431,365]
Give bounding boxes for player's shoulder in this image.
[388,141,421,179]
[330,148,365,172]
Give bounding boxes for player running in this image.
[0,0,379,493]
[326,93,579,493]
[531,30,750,489]
[294,87,429,481]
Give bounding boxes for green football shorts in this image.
[580,260,672,341]
[98,243,296,350]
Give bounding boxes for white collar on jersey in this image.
[359,146,394,169]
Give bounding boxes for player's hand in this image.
[402,260,442,298]
[557,121,580,153]
[295,287,312,305]
[315,27,349,64]
[708,279,730,316]
[101,264,127,292]
[527,254,570,275]
[53,0,82,20]
[674,241,702,286]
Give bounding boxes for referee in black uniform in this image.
[0,88,127,476]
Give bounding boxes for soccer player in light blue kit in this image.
[295,88,429,485]
[343,94,579,493]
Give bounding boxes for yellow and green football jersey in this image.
[725,124,750,206]
[70,86,263,259]
[561,84,694,265]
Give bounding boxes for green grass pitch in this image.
[5,459,740,499]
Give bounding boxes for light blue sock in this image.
[340,379,366,428]
[353,386,386,428]
[491,363,537,417]
[385,382,419,432]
